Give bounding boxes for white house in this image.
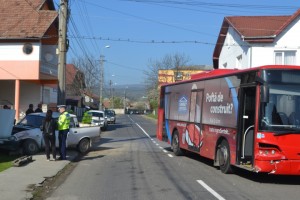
[213,9,300,69]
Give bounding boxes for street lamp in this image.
[99,45,110,110]
[109,78,117,109]
[124,86,128,114]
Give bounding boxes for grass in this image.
[0,152,19,172]
[146,113,158,120]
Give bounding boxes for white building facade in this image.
[214,9,300,69]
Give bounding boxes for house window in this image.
[236,55,242,68]
[275,51,296,65]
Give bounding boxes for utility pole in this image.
[99,45,110,110]
[109,79,114,109]
[57,0,68,105]
[99,55,104,110]
[124,87,127,114]
[112,87,114,109]
[123,90,126,110]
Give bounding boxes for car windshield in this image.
[18,114,76,128]
[89,112,103,118]
[105,110,115,116]
[18,115,44,128]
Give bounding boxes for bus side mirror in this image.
[260,85,269,103]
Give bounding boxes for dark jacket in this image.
[41,118,57,135]
[26,108,34,115]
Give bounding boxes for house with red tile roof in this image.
[213,9,300,69]
[66,64,100,111]
[0,0,58,120]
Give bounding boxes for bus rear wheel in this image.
[219,140,232,174]
[172,131,183,156]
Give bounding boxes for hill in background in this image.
[103,84,147,101]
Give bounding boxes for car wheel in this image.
[172,130,183,156]
[23,139,39,155]
[101,126,107,131]
[102,123,108,131]
[219,140,233,174]
[77,138,90,153]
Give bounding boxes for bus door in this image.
[187,90,203,152]
[237,86,256,166]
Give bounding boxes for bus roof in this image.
[161,65,300,88]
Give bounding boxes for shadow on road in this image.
[164,148,300,185]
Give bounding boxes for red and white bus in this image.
[157,65,300,175]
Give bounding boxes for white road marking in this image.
[197,180,226,200]
[135,123,151,139]
[129,116,174,158]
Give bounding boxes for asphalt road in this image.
[46,114,300,200]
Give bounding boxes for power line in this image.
[68,35,216,45]
[74,0,100,53]
[77,0,216,37]
[121,0,298,11]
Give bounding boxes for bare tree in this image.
[144,52,190,111]
[144,52,190,88]
[70,56,100,96]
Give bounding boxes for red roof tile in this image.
[226,16,289,38]
[0,0,58,39]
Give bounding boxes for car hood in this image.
[12,124,35,135]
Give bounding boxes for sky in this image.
[56,0,300,87]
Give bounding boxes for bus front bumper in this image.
[255,160,300,175]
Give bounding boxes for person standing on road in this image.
[57,105,70,160]
[41,110,57,161]
[25,104,34,115]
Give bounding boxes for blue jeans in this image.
[58,129,69,159]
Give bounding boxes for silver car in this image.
[13,112,101,155]
[87,110,108,131]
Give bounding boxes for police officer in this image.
[82,106,92,124]
[57,105,70,160]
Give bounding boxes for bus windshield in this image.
[260,70,300,133]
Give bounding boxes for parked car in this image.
[105,109,116,124]
[87,110,108,131]
[12,112,101,155]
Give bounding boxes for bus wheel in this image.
[219,140,232,174]
[172,131,183,156]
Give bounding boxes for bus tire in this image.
[172,131,183,156]
[219,140,232,174]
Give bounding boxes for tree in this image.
[110,96,123,109]
[70,56,100,97]
[144,52,190,112]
